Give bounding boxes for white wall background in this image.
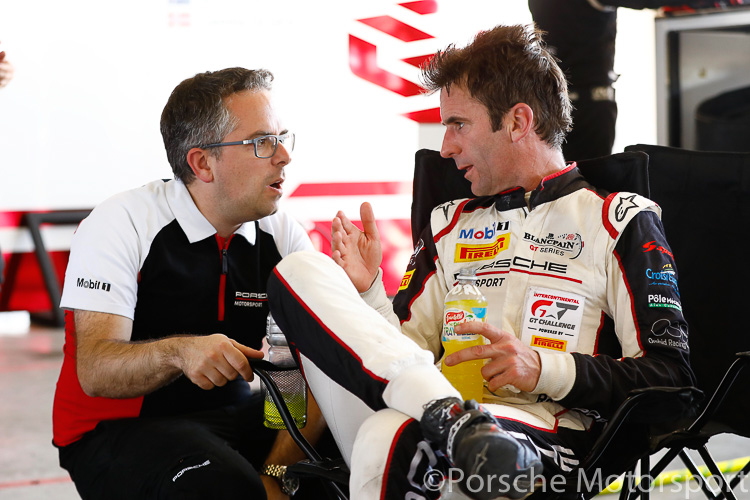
[0,0,657,215]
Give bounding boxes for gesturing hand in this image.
[0,50,14,89]
[331,202,382,292]
[179,334,264,390]
[444,322,541,393]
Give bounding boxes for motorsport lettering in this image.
[234,291,267,308]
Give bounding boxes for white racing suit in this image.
[268,166,694,499]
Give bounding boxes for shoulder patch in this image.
[432,198,471,243]
[434,199,465,223]
[602,192,660,239]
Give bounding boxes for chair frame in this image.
[616,353,750,500]
[250,360,350,500]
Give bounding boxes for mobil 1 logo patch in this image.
[76,277,111,292]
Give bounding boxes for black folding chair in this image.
[619,144,750,499]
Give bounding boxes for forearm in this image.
[78,335,185,398]
[74,308,260,398]
[558,350,694,417]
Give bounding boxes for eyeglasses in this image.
[201,132,295,159]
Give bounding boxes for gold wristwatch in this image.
[260,464,300,496]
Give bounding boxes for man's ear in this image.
[186,147,214,183]
[508,103,534,143]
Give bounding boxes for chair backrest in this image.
[411,149,650,246]
[625,143,750,436]
[411,149,473,246]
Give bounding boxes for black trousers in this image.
[564,98,618,162]
[58,391,337,499]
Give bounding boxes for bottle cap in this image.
[267,314,283,335]
[267,333,288,346]
[457,268,479,280]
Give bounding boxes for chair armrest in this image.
[577,386,702,486]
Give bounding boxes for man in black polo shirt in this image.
[53,68,320,499]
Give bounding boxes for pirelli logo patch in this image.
[531,336,567,352]
[454,234,510,263]
[398,270,415,291]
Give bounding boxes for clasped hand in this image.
[180,334,264,390]
[444,322,542,393]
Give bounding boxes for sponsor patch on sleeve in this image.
[398,269,415,291]
[604,192,658,239]
[76,277,112,292]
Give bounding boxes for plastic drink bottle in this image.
[441,268,487,402]
[263,314,307,429]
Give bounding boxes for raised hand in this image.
[331,202,382,292]
[0,50,14,89]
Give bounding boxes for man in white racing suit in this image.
[267,24,694,500]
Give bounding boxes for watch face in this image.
[282,475,300,495]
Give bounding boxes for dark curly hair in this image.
[421,24,571,149]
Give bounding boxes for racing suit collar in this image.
[492,163,587,212]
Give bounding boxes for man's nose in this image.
[272,142,292,166]
[440,131,459,159]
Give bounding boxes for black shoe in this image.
[421,397,542,499]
